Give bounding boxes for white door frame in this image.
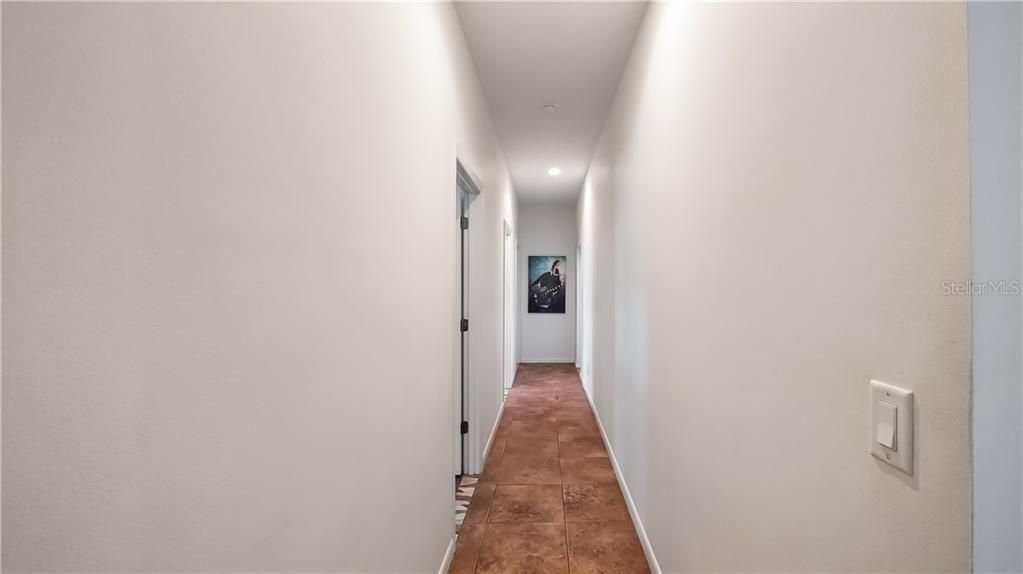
[503,219,516,391]
[453,157,483,478]
[576,244,583,371]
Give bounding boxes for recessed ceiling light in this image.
[547,167,562,176]
[543,103,559,112]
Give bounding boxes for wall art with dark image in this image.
[528,255,566,314]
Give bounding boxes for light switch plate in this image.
[870,380,914,475]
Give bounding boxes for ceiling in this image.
[456,1,648,205]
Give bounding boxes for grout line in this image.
[485,522,569,524]
[471,520,486,574]
[558,377,571,574]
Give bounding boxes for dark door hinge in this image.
[460,318,469,332]
[460,421,469,435]
[460,216,469,230]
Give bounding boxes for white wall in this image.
[519,204,577,363]
[576,141,613,416]
[578,3,972,571]
[2,3,514,572]
[969,3,1023,571]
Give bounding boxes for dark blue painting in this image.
[528,256,566,314]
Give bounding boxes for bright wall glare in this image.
[547,167,562,176]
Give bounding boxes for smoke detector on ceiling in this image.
[542,103,559,112]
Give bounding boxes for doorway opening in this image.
[455,159,481,477]
[503,219,516,399]
[454,159,482,532]
[576,243,584,389]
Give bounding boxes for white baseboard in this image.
[481,398,506,465]
[440,397,505,572]
[520,358,575,364]
[583,388,663,574]
[438,536,455,574]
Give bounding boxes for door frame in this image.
[453,157,483,478]
[503,219,515,393]
[576,244,583,371]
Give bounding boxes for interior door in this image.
[454,160,481,477]
[457,189,469,476]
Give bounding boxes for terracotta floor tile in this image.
[558,417,599,430]
[479,461,500,483]
[490,484,565,523]
[505,406,556,420]
[509,397,552,405]
[515,402,555,412]
[558,411,597,426]
[560,456,617,484]
[487,438,507,461]
[559,436,608,458]
[563,484,630,522]
[454,364,645,574]
[567,521,650,573]
[516,390,554,398]
[508,420,560,441]
[494,418,514,439]
[449,522,485,574]
[479,442,505,483]
[558,424,602,443]
[464,482,496,523]
[505,436,559,458]
[498,454,562,485]
[476,523,569,574]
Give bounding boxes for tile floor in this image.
[449,363,650,574]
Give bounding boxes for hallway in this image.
[450,364,649,573]
[3,3,1020,572]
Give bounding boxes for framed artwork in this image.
[528,255,567,314]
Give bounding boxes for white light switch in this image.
[870,380,914,475]
[876,401,897,450]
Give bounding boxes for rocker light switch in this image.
[876,401,897,450]
[870,380,914,475]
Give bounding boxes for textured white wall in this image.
[578,3,972,571]
[2,3,514,571]
[519,205,577,363]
